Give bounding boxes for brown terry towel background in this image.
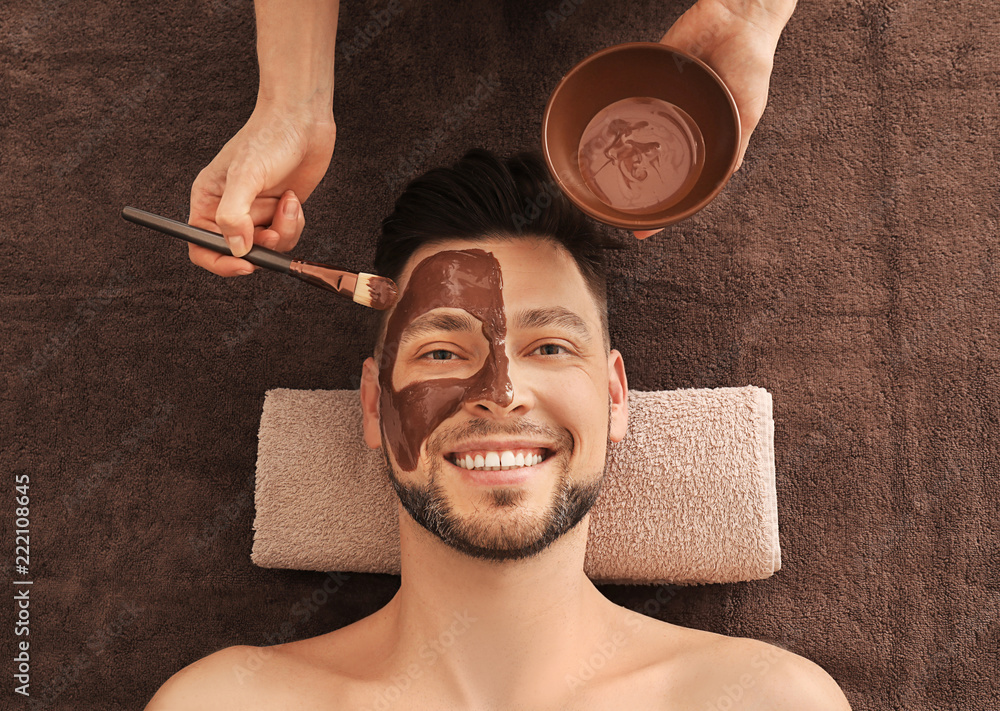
[2,0,997,708]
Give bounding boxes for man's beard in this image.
[384,418,606,562]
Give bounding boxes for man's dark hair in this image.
[374,148,622,347]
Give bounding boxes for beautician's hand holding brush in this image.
[121,206,398,311]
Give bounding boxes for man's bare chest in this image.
[256,655,684,711]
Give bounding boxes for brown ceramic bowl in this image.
[542,42,740,230]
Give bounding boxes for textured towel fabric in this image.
[252,386,779,585]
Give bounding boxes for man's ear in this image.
[607,349,628,443]
[360,357,383,449]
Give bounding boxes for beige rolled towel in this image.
[252,386,779,585]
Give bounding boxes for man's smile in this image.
[446,449,557,487]
[447,446,553,471]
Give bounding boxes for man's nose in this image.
[464,351,533,417]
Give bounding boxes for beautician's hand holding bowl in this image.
[633,1,795,239]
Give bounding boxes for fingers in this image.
[260,190,305,252]
[186,191,305,277]
[734,132,749,171]
[214,167,265,258]
[734,103,762,171]
[632,229,664,240]
[187,242,256,278]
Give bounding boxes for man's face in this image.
[361,237,628,561]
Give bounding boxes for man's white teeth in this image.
[454,450,545,471]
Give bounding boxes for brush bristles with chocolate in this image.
[355,274,398,311]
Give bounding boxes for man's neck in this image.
[379,506,622,707]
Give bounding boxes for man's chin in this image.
[387,467,603,563]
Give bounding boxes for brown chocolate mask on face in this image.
[378,249,513,471]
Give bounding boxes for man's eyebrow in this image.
[513,307,593,342]
[398,311,481,344]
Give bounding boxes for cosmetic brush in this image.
[121,207,397,310]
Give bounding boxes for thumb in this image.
[215,170,263,258]
[633,229,664,240]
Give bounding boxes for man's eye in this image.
[422,349,458,361]
[533,343,566,356]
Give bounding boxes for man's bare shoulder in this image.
[145,646,252,710]
[145,610,391,709]
[145,643,338,710]
[677,633,853,711]
[569,611,850,710]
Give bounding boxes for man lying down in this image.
[147,149,852,710]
